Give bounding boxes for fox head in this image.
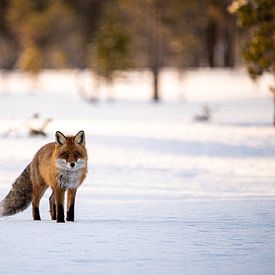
[55,130,87,170]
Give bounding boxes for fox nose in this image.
[70,163,75,168]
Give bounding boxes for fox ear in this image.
[74,130,85,145]
[55,131,66,145]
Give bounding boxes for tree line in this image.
[0,0,241,99]
[0,0,273,103]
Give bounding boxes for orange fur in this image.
[0,130,88,223]
[32,131,88,222]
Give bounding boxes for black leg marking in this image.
[33,207,41,221]
[66,203,75,222]
[49,192,56,220]
[49,199,56,220]
[57,204,65,223]
[50,203,56,220]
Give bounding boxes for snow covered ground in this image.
[0,69,275,274]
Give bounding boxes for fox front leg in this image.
[49,190,56,220]
[54,188,65,223]
[66,189,77,222]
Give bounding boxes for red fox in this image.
[0,130,88,223]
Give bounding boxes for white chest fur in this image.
[56,159,85,189]
[58,169,82,189]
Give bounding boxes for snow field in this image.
[0,69,274,274]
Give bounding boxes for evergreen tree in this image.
[229,0,275,125]
[90,1,132,83]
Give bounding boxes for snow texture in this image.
[0,69,274,275]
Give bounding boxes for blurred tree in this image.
[0,0,18,69]
[17,43,43,74]
[1,0,244,100]
[7,0,81,72]
[121,0,198,101]
[206,0,238,67]
[161,0,205,67]
[65,0,106,68]
[229,0,275,125]
[124,0,162,101]
[90,1,132,83]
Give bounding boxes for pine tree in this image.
[229,0,275,125]
[90,1,132,83]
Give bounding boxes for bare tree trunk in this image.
[152,67,159,101]
[151,0,160,102]
[206,18,217,67]
[223,18,237,68]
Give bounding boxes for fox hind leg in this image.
[32,185,47,220]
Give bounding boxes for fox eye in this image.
[61,152,69,158]
[74,152,81,159]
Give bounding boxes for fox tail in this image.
[0,164,33,217]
